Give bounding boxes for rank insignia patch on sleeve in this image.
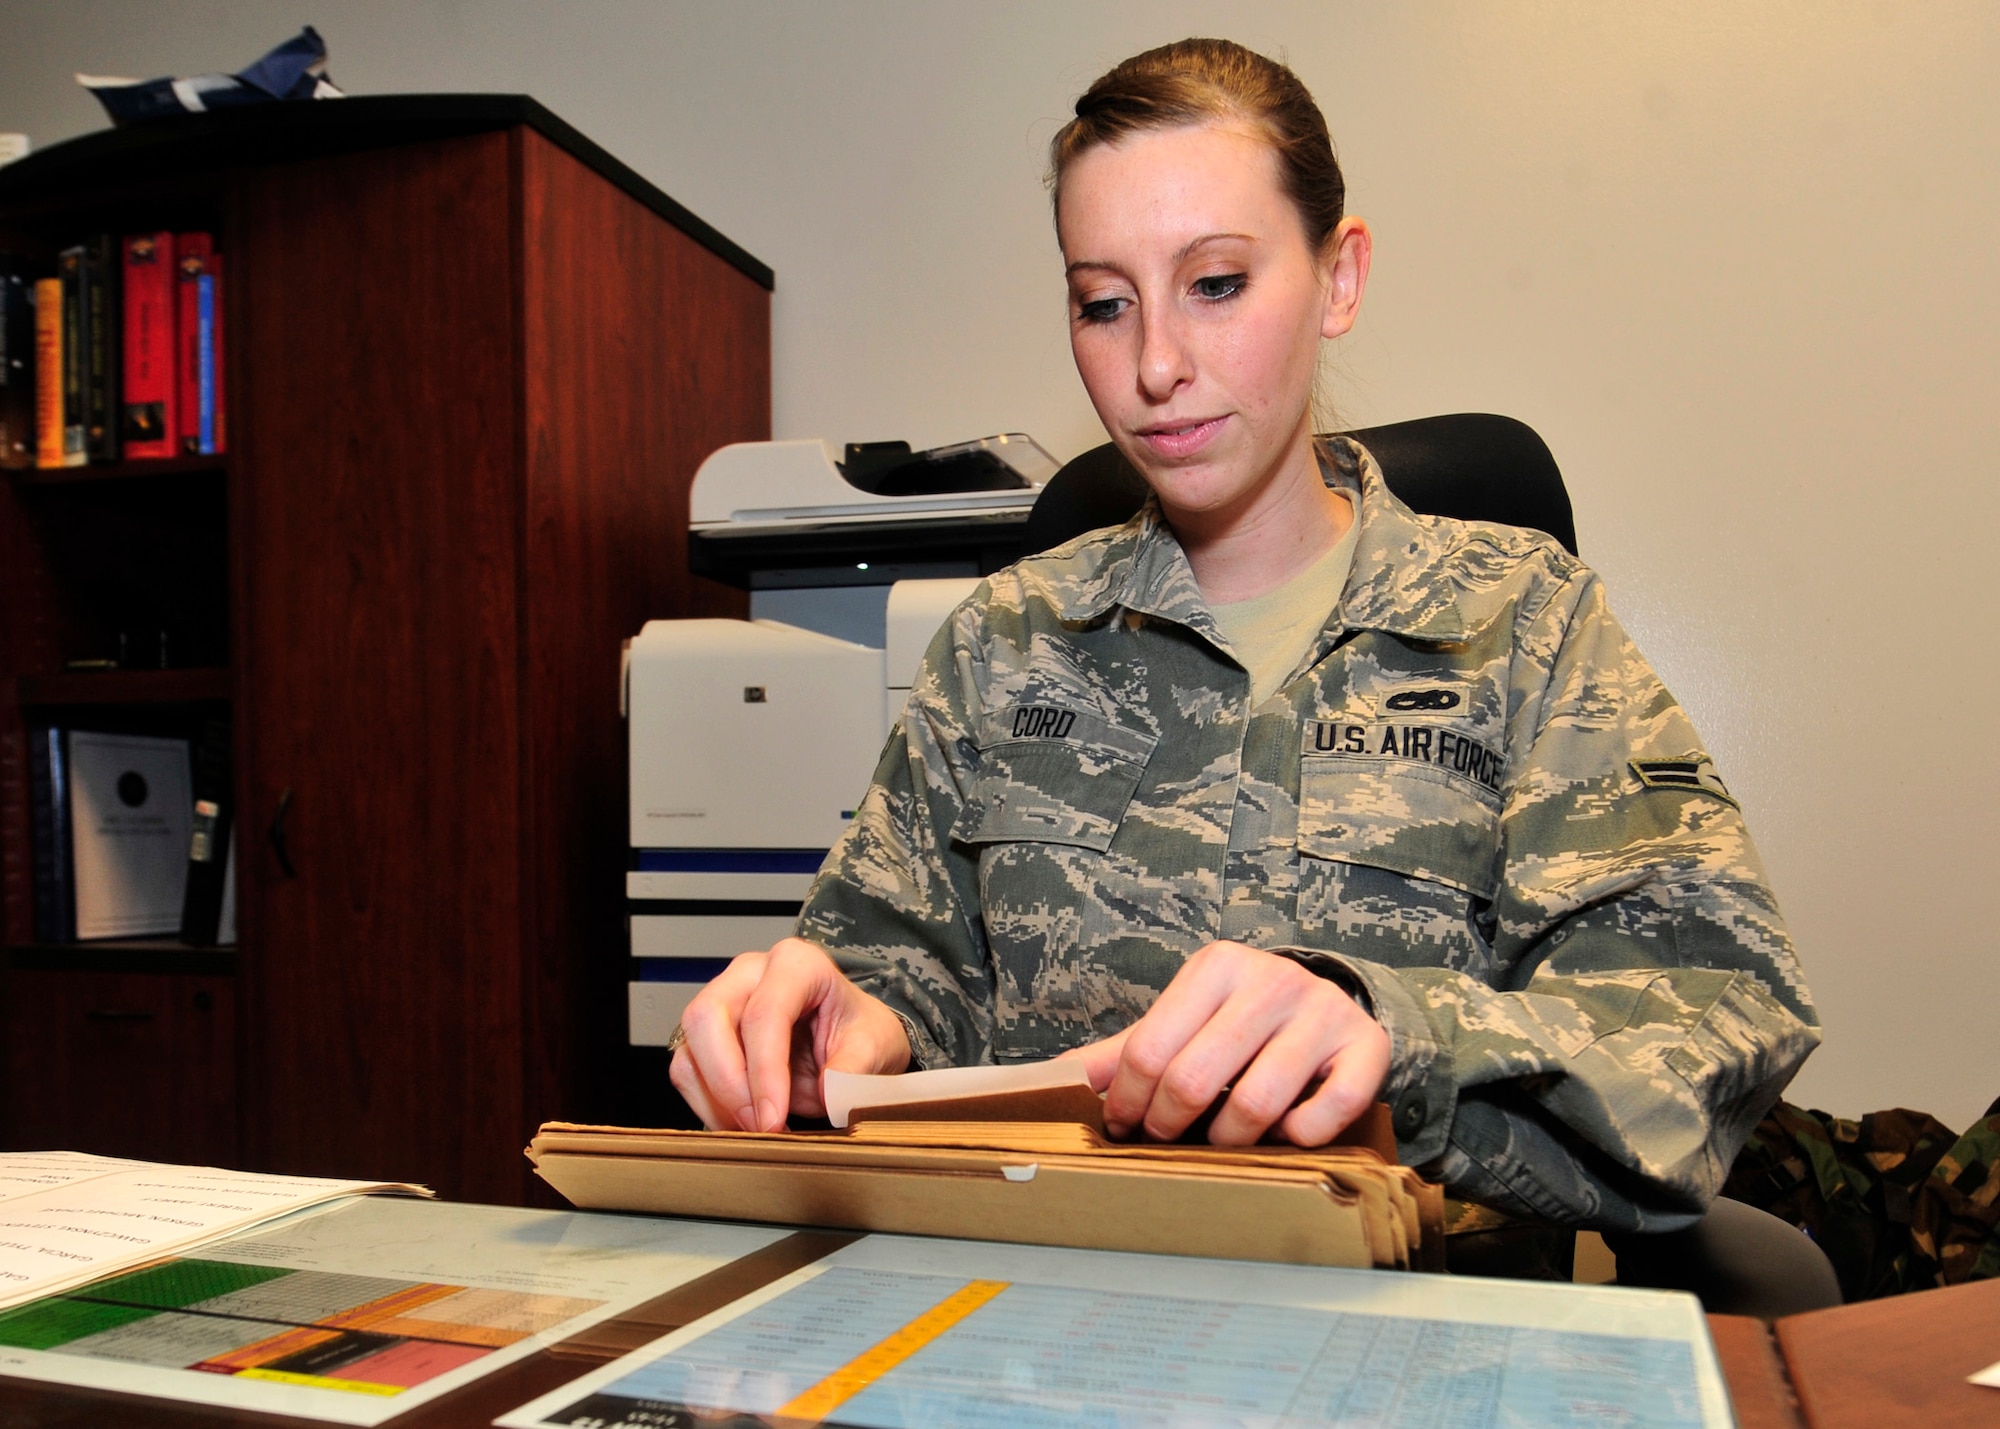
[1630,757,1738,807]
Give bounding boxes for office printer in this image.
[626,434,1058,1046]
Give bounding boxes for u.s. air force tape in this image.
[1629,757,1738,807]
[1307,721,1505,792]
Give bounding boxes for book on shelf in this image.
[179,715,235,946]
[27,724,75,944]
[32,275,61,467]
[120,230,175,457]
[216,827,237,944]
[0,256,33,469]
[67,729,193,940]
[528,1063,1443,1273]
[28,726,237,946]
[56,246,86,466]
[0,229,225,470]
[175,232,213,456]
[80,234,119,462]
[204,250,225,452]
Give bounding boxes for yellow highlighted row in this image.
[237,1367,404,1396]
[777,1279,1010,1422]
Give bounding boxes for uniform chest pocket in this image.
[1298,757,1503,901]
[952,706,1157,852]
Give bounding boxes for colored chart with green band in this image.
[0,1256,590,1392]
[0,1197,786,1426]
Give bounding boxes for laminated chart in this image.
[503,1236,1734,1429]
[0,1197,786,1425]
[0,1257,585,1390]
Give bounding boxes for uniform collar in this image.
[1056,436,1482,645]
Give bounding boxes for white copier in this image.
[624,434,1059,1045]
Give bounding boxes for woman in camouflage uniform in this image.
[672,38,1820,1232]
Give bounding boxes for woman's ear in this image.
[1319,216,1372,341]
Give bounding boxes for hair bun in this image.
[1047,38,1344,250]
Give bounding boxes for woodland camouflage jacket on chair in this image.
[796,436,1821,1232]
[1723,1098,2000,1297]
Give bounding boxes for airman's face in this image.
[1058,122,1358,529]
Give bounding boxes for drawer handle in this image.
[85,1009,156,1023]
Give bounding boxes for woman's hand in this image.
[1068,941,1390,1146]
[669,938,912,1132]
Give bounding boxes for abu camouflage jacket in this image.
[797,437,1820,1232]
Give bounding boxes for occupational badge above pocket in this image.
[952,705,1158,853]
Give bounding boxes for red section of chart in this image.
[333,1338,489,1389]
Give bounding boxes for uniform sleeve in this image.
[1318,572,1821,1232]
[793,600,998,1071]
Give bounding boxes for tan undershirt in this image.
[1208,493,1359,705]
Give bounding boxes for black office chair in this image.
[1025,411,1842,1317]
[1021,412,1579,558]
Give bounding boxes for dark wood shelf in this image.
[17,666,229,706]
[7,454,227,487]
[8,943,237,975]
[0,99,770,1201]
[0,94,772,290]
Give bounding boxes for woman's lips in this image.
[1137,415,1226,460]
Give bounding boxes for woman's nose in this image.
[1136,308,1192,401]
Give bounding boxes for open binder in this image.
[528,1094,1443,1272]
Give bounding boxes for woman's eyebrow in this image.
[1175,232,1255,262]
[1064,232,1257,280]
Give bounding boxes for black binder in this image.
[179,715,234,946]
[28,725,74,944]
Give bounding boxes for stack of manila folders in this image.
[528,1060,1442,1272]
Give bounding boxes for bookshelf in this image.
[18,668,232,704]
[12,455,227,487]
[0,97,769,1201]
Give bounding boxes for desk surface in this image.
[1704,1279,2000,1429]
[4,1227,1993,1429]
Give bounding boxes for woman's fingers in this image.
[681,935,1385,1147]
[669,1024,741,1130]
[1200,1010,1325,1146]
[1206,995,1389,1146]
[1106,943,1324,1141]
[1278,1017,1391,1147]
[672,938,914,1133]
[789,1018,831,1119]
[1097,942,1393,1147]
[738,939,841,1132]
[1101,944,1244,1138]
[676,952,770,1130]
[1134,969,1327,1143]
[665,1050,710,1124]
[818,997,913,1078]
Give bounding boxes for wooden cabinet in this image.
[0,98,769,1201]
[3,955,238,1167]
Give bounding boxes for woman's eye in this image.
[1075,297,1127,325]
[1192,273,1247,302]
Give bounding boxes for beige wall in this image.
[7,2,1993,1126]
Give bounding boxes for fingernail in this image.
[735,1103,757,1131]
[757,1099,780,1132]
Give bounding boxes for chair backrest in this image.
[1021,412,1577,557]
